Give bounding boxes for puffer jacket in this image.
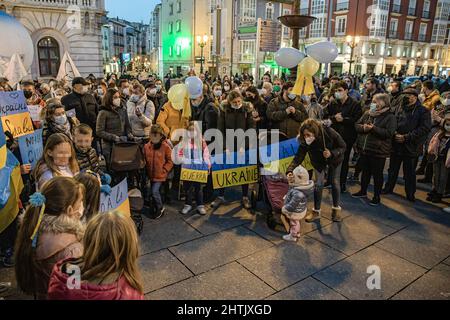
[156,102,189,142]
[34,214,84,298]
[287,126,347,173]
[355,109,397,158]
[62,92,99,132]
[422,89,441,111]
[267,96,308,139]
[126,96,155,138]
[143,139,174,182]
[48,259,144,300]
[392,101,432,157]
[75,146,101,173]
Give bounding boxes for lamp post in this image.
[346,35,360,75]
[196,34,209,74]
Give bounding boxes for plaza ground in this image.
[1,178,450,300]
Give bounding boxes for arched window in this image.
[38,37,60,77]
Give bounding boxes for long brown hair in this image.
[78,211,143,293]
[299,119,326,147]
[33,133,79,183]
[103,88,119,110]
[15,177,85,295]
[74,173,100,222]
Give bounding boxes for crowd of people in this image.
[0,68,449,299]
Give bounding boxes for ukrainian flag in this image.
[0,149,24,234]
[0,121,6,170]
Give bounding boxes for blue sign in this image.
[18,129,43,170]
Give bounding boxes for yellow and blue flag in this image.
[0,121,6,170]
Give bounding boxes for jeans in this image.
[184,181,204,206]
[151,182,163,209]
[359,155,386,198]
[433,158,449,194]
[314,164,342,210]
[385,154,417,199]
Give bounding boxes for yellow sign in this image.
[1,112,34,138]
[212,165,259,189]
[181,168,208,184]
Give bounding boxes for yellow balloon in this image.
[299,57,320,76]
[168,84,188,111]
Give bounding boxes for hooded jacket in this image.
[190,96,218,133]
[143,139,174,182]
[422,89,441,111]
[47,259,143,300]
[156,102,189,142]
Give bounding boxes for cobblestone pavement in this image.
[1,181,450,300]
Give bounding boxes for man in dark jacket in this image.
[361,78,384,112]
[383,88,432,202]
[61,77,99,134]
[266,82,308,139]
[324,81,363,192]
[388,80,403,112]
[190,95,218,133]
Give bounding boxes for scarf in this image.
[51,120,72,140]
[369,107,390,118]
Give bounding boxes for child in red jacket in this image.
[143,125,174,219]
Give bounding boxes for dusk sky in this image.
[105,0,160,23]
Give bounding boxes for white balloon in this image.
[306,41,339,64]
[185,76,203,99]
[0,11,34,73]
[275,48,305,69]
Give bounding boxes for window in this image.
[419,23,427,41]
[300,0,309,14]
[430,49,435,59]
[311,0,327,15]
[369,0,389,38]
[265,2,274,20]
[369,43,377,56]
[239,39,256,62]
[336,0,349,11]
[170,3,174,15]
[310,16,327,38]
[335,16,347,35]
[38,37,60,77]
[387,46,393,56]
[240,0,257,21]
[177,0,181,13]
[169,46,173,57]
[408,0,416,16]
[423,0,430,18]
[169,22,173,34]
[176,20,181,32]
[176,45,181,56]
[389,18,398,38]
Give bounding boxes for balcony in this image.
[336,1,349,11]
[422,11,430,19]
[388,30,398,38]
[239,53,255,64]
[392,4,402,14]
[300,8,309,15]
[407,7,416,16]
[418,34,427,42]
[8,0,100,9]
[404,32,413,40]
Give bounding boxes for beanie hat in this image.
[282,188,308,220]
[291,165,314,191]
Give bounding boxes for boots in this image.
[431,193,442,204]
[332,206,343,222]
[305,209,321,223]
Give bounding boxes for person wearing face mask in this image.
[42,101,79,146]
[223,81,232,98]
[267,82,308,139]
[21,80,46,129]
[61,77,99,136]
[211,82,225,107]
[361,78,384,113]
[261,82,276,104]
[245,86,268,130]
[420,80,441,111]
[382,88,432,202]
[353,94,397,206]
[118,79,131,102]
[323,81,363,193]
[212,91,256,210]
[343,77,361,102]
[126,83,155,141]
[287,119,346,222]
[273,79,283,97]
[426,112,450,204]
[387,80,403,113]
[96,88,133,171]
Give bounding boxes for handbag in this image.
[110,142,145,172]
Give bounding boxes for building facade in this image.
[149,3,162,76]
[0,0,106,79]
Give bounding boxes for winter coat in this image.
[355,109,397,158]
[287,127,347,174]
[389,91,404,114]
[282,188,310,221]
[126,97,155,138]
[422,90,441,111]
[47,259,143,300]
[149,92,168,121]
[247,97,269,130]
[428,131,450,160]
[190,97,219,133]
[267,97,308,139]
[34,214,84,297]
[42,117,78,146]
[324,96,363,144]
[361,88,384,112]
[61,92,99,133]
[392,102,432,157]
[75,146,101,174]
[156,102,189,141]
[143,140,174,182]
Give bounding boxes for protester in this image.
[245,86,268,130]
[74,172,102,222]
[47,211,144,300]
[14,177,85,299]
[261,82,276,104]
[73,124,102,174]
[127,83,155,140]
[42,100,79,145]
[361,78,384,112]
[420,80,441,111]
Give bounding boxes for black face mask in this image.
[24,90,33,99]
[403,96,411,106]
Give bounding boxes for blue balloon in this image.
[185,76,203,99]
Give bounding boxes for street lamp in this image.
[346,35,360,75]
[196,34,209,74]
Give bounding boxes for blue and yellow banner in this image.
[181,163,209,184]
[211,151,258,189]
[99,178,130,217]
[18,129,43,170]
[0,121,6,170]
[0,91,34,138]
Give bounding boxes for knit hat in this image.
[291,165,314,191]
[282,188,308,220]
[150,124,166,138]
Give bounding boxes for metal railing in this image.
[418,34,427,42]
[404,32,413,40]
[392,4,402,13]
[13,0,99,9]
[336,1,349,11]
[422,11,430,19]
[408,7,416,16]
[388,30,398,38]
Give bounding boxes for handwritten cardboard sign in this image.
[211,151,258,189]
[27,105,42,122]
[18,129,43,170]
[99,178,130,216]
[181,163,209,184]
[0,91,34,138]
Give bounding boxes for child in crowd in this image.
[427,113,450,203]
[143,125,174,219]
[179,122,211,216]
[73,124,102,174]
[42,100,79,145]
[47,211,143,300]
[283,165,314,242]
[33,133,80,190]
[14,177,85,299]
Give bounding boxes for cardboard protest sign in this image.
[66,109,76,118]
[211,151,258,189]
[0,91,34,138]
[181,163,209,184]
[27,105,42,122]
[99,178,130,217]
[18,129,43,170]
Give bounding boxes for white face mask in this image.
[123,88,130,96]
[418,93,426,103]
[148,88,158,96]
[442,98,450,106]
[224,86,231,91]
[155,85,162,92]
[97,88,104,96]
[288,93,297,100]
[214,90,222,97]
[445,124,450,132]
[305,137,315,146]
[113,98,122,107]
[54,114,67,125]
[335,92,345,100]
[370,103,378,113]
[231,103,242,110]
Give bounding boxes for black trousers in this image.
[385,154,418,199]
[359,155,386,198]
[340,140,355,187]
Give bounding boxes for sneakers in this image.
[242,197,252,210]
[351,191,367,199]
[332,206,343,222]
[369,197,381,207]
[197,205,207,216]
[443,207,450,214]
[181,205,193,215]
[305,209,321,223]
[211,197,225,210]
[150,207,165,220]
[282,234,299,242]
